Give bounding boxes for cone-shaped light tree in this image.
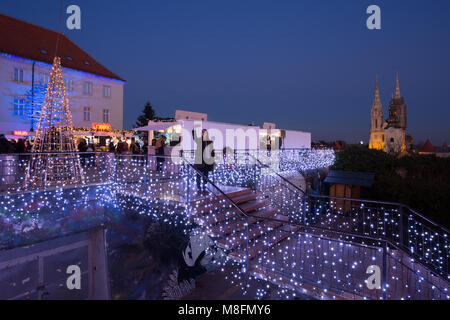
[25,57,84,189]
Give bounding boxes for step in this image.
[194,208,241,226]
[230,193,258,204]
[248,207,279,220]
[240,199,270,213]
[208,216,248,237]
[189,188,252,207]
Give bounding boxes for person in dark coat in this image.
[0,134,11,154]
[15,139,26,153]
[108,138,116,153]
[25,140,32,152]
[78,139,88,165]
[155,136,167,172]
[192,127,215,192]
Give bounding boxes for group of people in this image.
[1,128,216,193]
[77,137,147,155]
[0,134,32,154]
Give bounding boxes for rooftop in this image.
[324,170,375,187]
[0,14,124,81]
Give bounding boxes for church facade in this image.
[369,73,408,154]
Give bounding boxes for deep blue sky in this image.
[2,0,450,144]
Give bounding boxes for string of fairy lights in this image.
[0,152,448,299]
[24,57,84,189]
[0,58,447,299]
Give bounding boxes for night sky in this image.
[1,0,449,144]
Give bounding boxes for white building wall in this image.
[0,53,124,137]
[177,120,261,151]
[283,130,311,149]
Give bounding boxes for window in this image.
[103,85,111,98]
[39,72,49,84]
[83,60,90,65]
[83,81,93,95]
[13,98,25,116]
[83,107,91,121]
[40,49,48,55]
[103,109,110,123]
[64,78,73,92]
[66,56,73,61]
[14,68,24,83]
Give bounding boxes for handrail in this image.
[183,157,450,295]
[181,155,449,285]
[251,155,307,196]
[250,151,449,234]
[307,194,450,233]
[181,156,250,220]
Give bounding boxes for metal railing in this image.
[179,155,450,299]
[1,151,448,299]
[195,151,450,282]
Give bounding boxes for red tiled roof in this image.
[0,14,124,81]
[419,139,436,153]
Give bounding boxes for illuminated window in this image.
[13,98,25,116]
[83,81,93,95]
[83,107,91,121]
[14,68,24,83]
[64,78,73,92]
[103,85,111,98]
[103,109,110,123]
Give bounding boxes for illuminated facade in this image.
[0,14,124,139]
[368,77,385,150]
[369,73,408,153]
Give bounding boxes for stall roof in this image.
[134,122,179,131]
[324,170,375,187]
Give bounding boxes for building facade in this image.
[0,14,124,139]
[369,73,408,154]
[368,77,384,150]
[137,109,311,155]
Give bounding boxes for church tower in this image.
[385,73,407,153]
[369,76,385,150]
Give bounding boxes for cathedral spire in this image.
[374,75,381,103]
[395,72,401,99]
[369,75,385,151]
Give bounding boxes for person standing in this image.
[15,139,26,153]
[0,134,10,153]
[108,138,116,153]
[192,126,215,192]
[155,136,166,172]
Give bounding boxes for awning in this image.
[134,122,179,131]
[324,170,375,187]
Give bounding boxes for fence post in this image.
[186,164,191,217]
[382,241,388,300]
[245,217,249,281]
[399,205,404,246]
[253,164,257,191]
